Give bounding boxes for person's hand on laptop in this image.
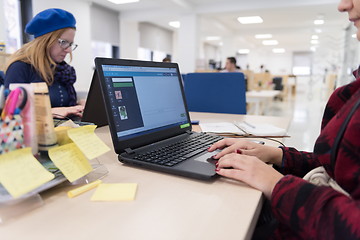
[208,138,283,166]
[52,105,84,119]
[214,151,284,199]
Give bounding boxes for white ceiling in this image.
[85,0,351,52]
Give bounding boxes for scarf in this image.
[54,61,77,106]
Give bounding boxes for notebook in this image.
[94,57,223,180]
[54,73,108,127]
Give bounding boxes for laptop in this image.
[94,57,223,180]
[53,73,108,127]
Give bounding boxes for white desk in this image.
[0,113,290,240]
[246,90,281,115]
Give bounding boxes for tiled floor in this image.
[264,76,329,152]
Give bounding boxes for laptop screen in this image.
[99,63,189,142]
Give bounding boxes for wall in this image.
[32,0,93,92]
[90,3,119,46]
[139,22,172,54]
[0,0,5,43]
[242,50,293,75]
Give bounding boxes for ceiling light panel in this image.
[262,40,278,45]
[237,16,263,24]
[107,0,139,4]
[169,21,180,28]
[314,19,324,25]
[255,34,272,39]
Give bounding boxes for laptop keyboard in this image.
[133,133,223,167]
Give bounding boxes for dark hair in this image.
[227,57,236,65]
[162,57,171,63]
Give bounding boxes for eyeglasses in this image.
[57,38,78,51]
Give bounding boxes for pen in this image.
[243,121,256,129]
[7,88,21,115]
[233,121,248,135]
[67,179,102,198]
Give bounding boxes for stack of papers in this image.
[199,121,287,137]
[235,122,287,136]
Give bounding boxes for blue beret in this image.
[25,8,76,38]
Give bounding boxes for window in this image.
[3,0,21,53]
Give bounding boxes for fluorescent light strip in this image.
[272,48,285,53]
[238,16,263,24]
[311,35,319,40]
[311,39,319,44]
[314,19,324,25]
[255,34,272,39]
[238,49,250,54]
[107,0,139,4]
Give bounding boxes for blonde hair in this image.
[5,28,74,85]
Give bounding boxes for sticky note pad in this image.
[54,126,72,145]
[0,148,55,198]
[48,143,93,183]
[91,183,137,201]
[67,125,110,160]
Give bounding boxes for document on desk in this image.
[234,121,287,137]
[67,125,110,160]
[0,148,55,198]
[90,183,137,201]
[200,121,287,137]
[199,122,246,135]
[48,143,93,183]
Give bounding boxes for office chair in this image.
[183,72,246,114]
[272,77,284,91]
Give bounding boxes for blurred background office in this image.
[0,0,359,151]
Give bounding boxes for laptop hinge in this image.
[124,148,135,155]
[186,130,192,134]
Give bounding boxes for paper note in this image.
[235,122,287,136]
[48,143,93,183]
[67,125,110,160]
[67,179,102,198]
[54,126,73,145]
[91,183,137,201]
[199,122,245,134]
[0,148,54,198]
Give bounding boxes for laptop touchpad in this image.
[194,150,221,164]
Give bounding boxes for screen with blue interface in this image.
[101,64,188,140]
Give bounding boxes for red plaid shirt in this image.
[270,68,360,239]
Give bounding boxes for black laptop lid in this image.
[94,58,192,154]
[81,71,108,127]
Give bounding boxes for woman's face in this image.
[338,0,360,40]
[49,28,76,63]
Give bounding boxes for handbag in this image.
[0,87,27,154]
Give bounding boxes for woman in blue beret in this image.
[4,8,84,119]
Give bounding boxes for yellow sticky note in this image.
[91,183,137,201]
[48,143,93,183]
[67,125,110,160]
[54,126,72,145]
[67,179,102,198]
[0,148,54,198]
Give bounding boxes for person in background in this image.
[4,8,84,119]
[208,0,360,239]
[221,57,241,72]
[162,57,171,63]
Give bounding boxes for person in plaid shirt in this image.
[209,0,360,239]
